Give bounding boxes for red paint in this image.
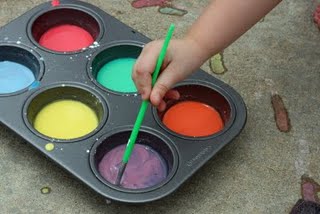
[39,24,94,52]
[51,0,60,7]
[162,101,224,137]
[271,94,291,132]
[314,5,320,28]
[131,0,170,8]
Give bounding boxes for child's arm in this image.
[132,0,282,111]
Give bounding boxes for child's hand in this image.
[132,38,207,111]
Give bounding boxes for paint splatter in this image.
[290,176,320,213]
[209,53,227,74]
[45,143,55,151]
[41,186,51,194]
[271,94,291,132]
[313,4,320,29]
[29,81,40,90]
[158,6,187,16]
[131,0,170,8]
[301,176,320,203]
[51,0,60,7]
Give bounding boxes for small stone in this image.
[41,186,51,194]
[158,6,187,16]
[290,199,320,214]
[209,53,227,74]
[271,94,291,132]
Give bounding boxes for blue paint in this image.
[29,81,40,90]
[0,61,35,94]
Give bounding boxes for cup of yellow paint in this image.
[25,84,107,141]
[88,42,143,94]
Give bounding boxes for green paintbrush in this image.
[115,24,175,186]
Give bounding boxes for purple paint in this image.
[98,144,167,189]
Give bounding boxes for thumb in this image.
[150,63,183,106]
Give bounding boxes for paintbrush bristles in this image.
[115,162,127,186]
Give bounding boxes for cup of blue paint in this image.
[0,45,43,96]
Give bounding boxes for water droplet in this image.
[69,57,73,60]
[16,41,21,44]
[4,37,8,40]
[39,57,44,61]
[86,150,90,153]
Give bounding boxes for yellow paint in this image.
[41,186,51,194]
[45,143,55,151]
[34,100,99,140]
[209,53,227,74]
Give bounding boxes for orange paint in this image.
[162,101,224,137]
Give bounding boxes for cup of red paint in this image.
[155,83,233,139]
[29,7,102,52]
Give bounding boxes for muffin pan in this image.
[0,0,247,203]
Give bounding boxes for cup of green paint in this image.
[89,42,143,94]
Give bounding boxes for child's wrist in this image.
[183,36,215,62]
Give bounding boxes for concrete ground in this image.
[1,0,320,213]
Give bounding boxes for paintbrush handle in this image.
[123,100,149,163]
[122,24,175,164]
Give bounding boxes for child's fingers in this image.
[164,89,180,100]
[132,41,163,99]
[150,63,183,106]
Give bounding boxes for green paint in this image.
[41,186,51,194]
[97,58,137,93]
[209,52,227,74]
[158,6,188,16]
